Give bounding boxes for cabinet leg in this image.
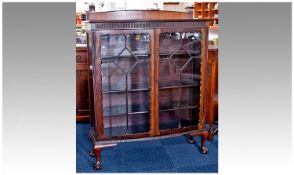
[90,143,117,170]
[93,148,102,170]
[189,130,209,154]
[200,131,209,154]
[89,150,95,157]
[186,134,195,144]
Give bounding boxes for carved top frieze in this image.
[88,21,208,30]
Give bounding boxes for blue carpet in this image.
[76,123,218,173]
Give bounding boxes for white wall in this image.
[76,0,165,12]
[163,2,192,12]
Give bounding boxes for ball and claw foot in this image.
[94,161,102,170]
[186,134,195,144]
[201,146,208,154]
[89,150,95,157]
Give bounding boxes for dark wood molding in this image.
[76,115,90,122]
[89,21,208,30]
[87,10,194,22]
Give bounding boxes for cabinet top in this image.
[87,10,206,22]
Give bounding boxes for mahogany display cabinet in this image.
[86,10,210,170]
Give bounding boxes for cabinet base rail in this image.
[88,129,209,170]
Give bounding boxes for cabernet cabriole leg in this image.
[93,148,102,170]
[188,130,209,154]
[89,150,95,157]
[186,134,195,144]
[200,131,209,154]
[89,148,102,169]
[89,143,117,170]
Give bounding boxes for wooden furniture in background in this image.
[86,10,211,170]
[194,2,218,26]
[206,47,218,140]
[76,47,90,122]
[76,12,87,27]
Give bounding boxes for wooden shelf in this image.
[194,2,218,26]
[102,104,150,117]
[160,105,199,112]
[76,115,90,122]
[101,79,200,94]
[102,103,199,117]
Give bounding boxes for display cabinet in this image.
[86,10,210,170]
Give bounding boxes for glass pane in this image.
[102,91,150,136]
[103,113,150,137]
[101,62,125,92]
[181,57,201,86]
[182,32,202,57]
[180,87,199,108]
[159,88,179,110]
[126,113,150,134]
[128,91,150,113]
[104,115,127,137]
[159,31,201,130]
[159,108,199,130]
[128,59,150,90]
[159,58,180,88]
[126,33,151,55]
[100,33,151,137]
[103,93,126,116]
[159,32,181,55]
[100,34,125,59]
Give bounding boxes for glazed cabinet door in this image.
[93,30,155,139]
[155,28,207,134]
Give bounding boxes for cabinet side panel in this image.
[94,32,105,139]
[87,32,96,128]
[199,27,209,129]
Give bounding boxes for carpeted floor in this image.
[76,123,218,173]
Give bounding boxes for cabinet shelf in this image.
[159,105,199,112]
[103,111,150,117]
[101,52,201,61]
[102,82,150,93]
[102,102,199,117]
[101,79,199,94]
[159,84,199,90]
[102,88,149,94]
[103,104,149,117]
[159,79,200,88]
[102,84,199,94]
[101,54,150,62]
